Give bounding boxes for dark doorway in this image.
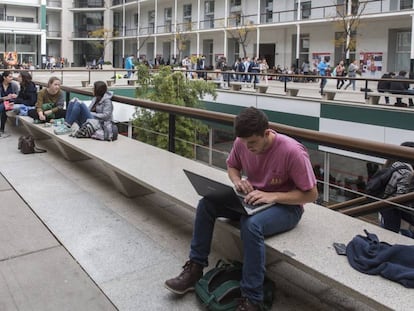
[258,44,275,68]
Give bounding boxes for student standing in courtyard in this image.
[165,107,318,311]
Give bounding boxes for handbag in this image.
[18,135,47,154]
[74,119,101,138]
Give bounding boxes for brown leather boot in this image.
[164,260,203,295]
[235,297,260,311]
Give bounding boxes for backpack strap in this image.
[205,279,240,306]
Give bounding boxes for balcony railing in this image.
[47,30,62,37]
[73,0,104,8]
[47,0,62,8]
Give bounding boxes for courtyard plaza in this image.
[0,120,332,310]
[0,68,409,310]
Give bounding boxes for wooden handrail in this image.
[341,192,414,217]
[34,80,414,163]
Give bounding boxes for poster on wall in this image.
[4,51,17,66]
[359,52,383,77]
[312,52,331,70]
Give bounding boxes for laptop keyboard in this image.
[237,195,263,210]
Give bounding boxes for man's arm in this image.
[245,186,318,206]
[228,166,254,194]
[228,166,318,205]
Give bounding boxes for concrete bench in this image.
[230,82,243,91]
[17,115,414,310]
[127,79,137,86]
[255,84,269,94]
[320,89,350,101]
[286,87,300,97]
[321,89,338,100]
[366,91,413,105]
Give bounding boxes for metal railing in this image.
[29,73,414,219]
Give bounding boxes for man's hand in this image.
[234,179,254,195]
[244,190,274,206]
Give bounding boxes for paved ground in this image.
[0,123,323,310]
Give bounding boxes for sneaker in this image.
[54,124,72,135]
[69,122,80,137]
[0,130,10,138]
[164,260,203,295]
[235,298,260,311]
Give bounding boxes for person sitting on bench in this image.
[164,106,318,311]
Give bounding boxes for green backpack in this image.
[195,259,275,311]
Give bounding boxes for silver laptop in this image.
[183,169,274,215]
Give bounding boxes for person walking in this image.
[344,60,359,91]
[317,57,329,94]
[335,60,345,89]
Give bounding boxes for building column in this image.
[40,0,47,65]
[410,14,414,78]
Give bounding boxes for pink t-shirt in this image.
[226,131,316,193]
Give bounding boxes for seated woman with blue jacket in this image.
[12,71,37,115]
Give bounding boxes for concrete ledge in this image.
[17,115,414,311]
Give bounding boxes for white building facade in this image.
[0,0,413,75]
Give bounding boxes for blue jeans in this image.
[65,100,92,126]
[0,103,6,131]
[189,198,303,303]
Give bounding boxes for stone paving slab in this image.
[0,246,116,311]
[0,187,58,261]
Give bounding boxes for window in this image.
[292,34,310,65]
[230,0,241,13]
[205,1,214,15]
[400,0,413,10]
[148,10,155,22]
[351,0,359,15]
[295,1,311,19]
[165,7,172,21]
[183,4,192,18]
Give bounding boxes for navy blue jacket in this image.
[346,230,414,288]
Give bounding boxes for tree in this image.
[173,21,193,62]
[132,65,217,158]
[225,14,256,58]
[333,0,367,65]
[89,28,117,61]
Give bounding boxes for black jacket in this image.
[377,73,392,91]
[14,82,37,106]
[390,75,410,92]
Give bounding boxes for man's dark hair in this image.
[234,106,269,138]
